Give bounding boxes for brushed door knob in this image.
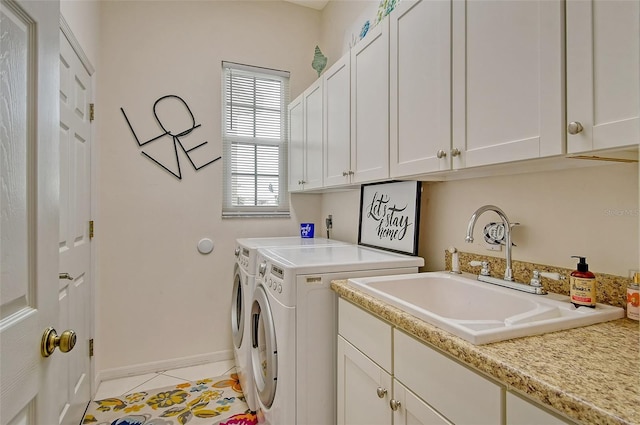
[390,399,401,411]
[567,121,584,135]
[376,387,387,398]
[41,327,76,357]
[436,149,447,159]
[451,148,461,157]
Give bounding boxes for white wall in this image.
[97,1,323,372]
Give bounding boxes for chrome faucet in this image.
[465,205,513,281]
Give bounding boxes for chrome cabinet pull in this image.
[376,387,387,398]
[389,399,401,411]
[436,149,447,159]
[567,121,584,135]
[59,273,74,280]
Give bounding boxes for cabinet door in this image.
[288,94,305,192]
[351,19,390,183]
[304,79,324,189]
[566,0,639,153]
[393,380,451,425]
[507,392,573,425]
[324,54,352,187]
[390,0,451,177]
[394,330,503,425]
[452,0,563,168]
[337,336,392,425]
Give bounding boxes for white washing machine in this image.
[231,237,348,411]
[249,245,424,425]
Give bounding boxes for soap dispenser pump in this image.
[570,256,596,308]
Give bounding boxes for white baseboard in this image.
[95,349,234,389]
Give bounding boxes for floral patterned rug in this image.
[82,371,258,425]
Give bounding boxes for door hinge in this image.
[89,220,94,240]
[89,103,95,122]
[89,339,94,357]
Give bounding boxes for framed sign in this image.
[358,181,421,255]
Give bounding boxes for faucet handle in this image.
[531,270,564,287]
[469,261,490,276]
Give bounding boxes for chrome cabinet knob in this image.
[436,149,447,159]
[567,121,584,135]
[451,148,461,157]
[389,399,401,411]
[376,387,387,398]
[342,171,349,176]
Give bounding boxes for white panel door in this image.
[58,30,92,425]
[452,0,563,168]
[0,0,60,424]
[351,19,390,183]
[566,0,639,153]
[390,0,451,177]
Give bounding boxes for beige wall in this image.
[96,1,323,372]
[60,0,100,67]
[319,0,378,68]
[419,163,639,276]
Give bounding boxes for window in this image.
[222,62,290,217]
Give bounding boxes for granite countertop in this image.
[331,279,640,425]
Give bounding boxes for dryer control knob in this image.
[277,284,283,293]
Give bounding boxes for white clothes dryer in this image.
[249,245,424,425]
[231,237,348,412]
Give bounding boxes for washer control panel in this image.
[266,264,285,295]
[237,247,252,274]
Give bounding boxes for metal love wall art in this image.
[358,180,421,256]
[121,95,221,180]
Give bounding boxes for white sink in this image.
[347,272,625,345]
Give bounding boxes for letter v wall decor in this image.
[121,95,221,180]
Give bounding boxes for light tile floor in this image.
[93,359,236,400]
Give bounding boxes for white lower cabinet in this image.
[337,336,392,425]
[394,330,502,424]
[506,391,575,425]
[393,380,450,425]
[338,299,501,424]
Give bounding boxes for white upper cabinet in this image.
[390,0,452,177]
[451,0,564,169]
[323,54,352,187]
[288,79,323,192]
[304,79,324,189]
[351,19,390,183]
[566,0,639,154]
[288,93,305,191]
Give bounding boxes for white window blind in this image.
[222,62,290,217]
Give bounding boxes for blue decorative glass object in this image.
[311,45,327,77]
[359,20,370,40]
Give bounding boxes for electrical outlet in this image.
[485,242,501,252]
[326,215,333,229]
